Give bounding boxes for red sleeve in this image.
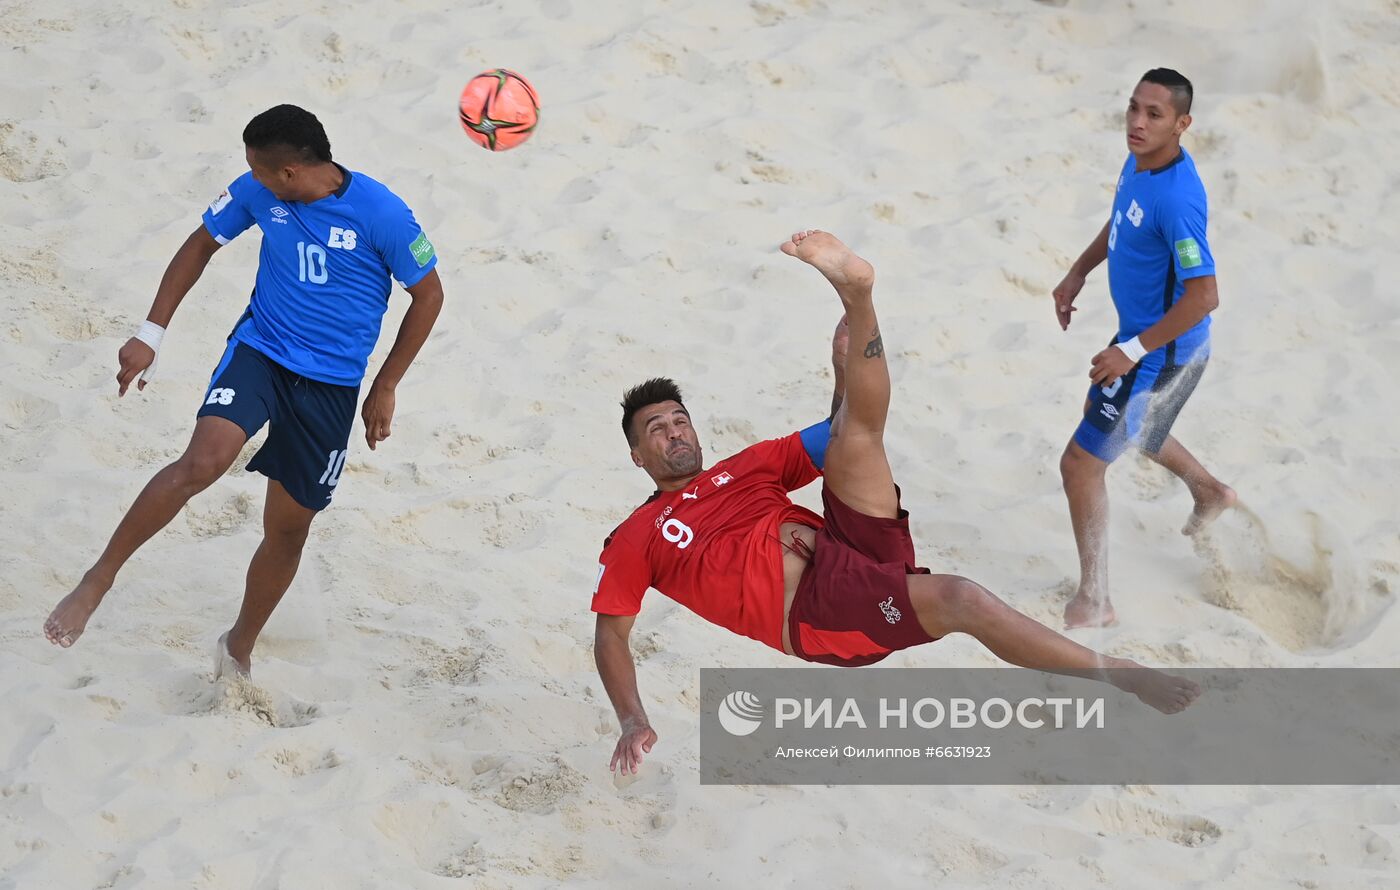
[591,531,650,616]
[746,431,821,492]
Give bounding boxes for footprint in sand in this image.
[476,754,586,814]
[1084,796,1223,848]
[1192,505,1369,651]
[171,672,319,727]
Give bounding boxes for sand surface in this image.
[3,0,1399,886]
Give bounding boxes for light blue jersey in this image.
[202,167,437,386]
[1105,149,1213,361]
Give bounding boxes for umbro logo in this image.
[1100,403,1120,420]
[269,206,289,224]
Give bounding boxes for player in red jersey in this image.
[594,231,1201,773]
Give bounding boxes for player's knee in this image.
[265,520,311,550]
[173,449,232,491]
[944,576,997,630]
[913,574,994,635]
[1059,442,1097,484]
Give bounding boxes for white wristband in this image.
[1117,335,1147,364]
[134,320,165,382]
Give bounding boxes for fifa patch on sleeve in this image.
[1175,237,1203,269]
[409,231,436,267]
[208,190,232,216]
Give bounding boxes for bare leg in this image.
[1059,439,1114,628]
[1146,435,1237,535]
[908,573,1199,714]
[781,229,897,518]
[44,416,247,648]
[219,479,316,677]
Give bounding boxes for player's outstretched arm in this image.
[594,613,657,774]
[117,226,222,395]
[1053,219,1110,331]
[361,268,445,450]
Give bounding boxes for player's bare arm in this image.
[117,226,223,396]
[362,267,445,450]
[1089,275,1218,386]
[595,613,657,774]
[1053,219,1110,331]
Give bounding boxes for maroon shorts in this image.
[787,485,937,666]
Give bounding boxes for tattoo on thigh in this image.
[863,329,884,359]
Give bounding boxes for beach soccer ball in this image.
[458,69,539,151]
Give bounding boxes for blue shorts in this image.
[197,341,360,511]
[1073,338,1209,463]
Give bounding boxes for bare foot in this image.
[1064,592,1117,629]
[43,572,113,648]
[1183,484,1237,536]
[780,230,875,297]
[214,632,251,680]
[1111,662,1201,714]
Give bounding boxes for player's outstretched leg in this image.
[907,572,1200,714]
[43,416,247,648]
[219,479,316,677]
[1147,435,1237,535]
[782,229,897,519]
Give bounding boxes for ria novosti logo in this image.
[717,691,765,736]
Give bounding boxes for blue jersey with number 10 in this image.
[202,166,438,386]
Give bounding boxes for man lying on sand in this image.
[592,230,1201,773]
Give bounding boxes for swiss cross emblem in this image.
[711,471,733,487]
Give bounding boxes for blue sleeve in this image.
[371,192,438,289]
[1159,190,1215,281]
[799,418,832,471]
[201,174,257,245]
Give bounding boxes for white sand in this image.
[3,0,1399,886]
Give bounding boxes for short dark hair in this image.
[1139,68,1193,115]
[242,104,333,164]
[621,378,686,445]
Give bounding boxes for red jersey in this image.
[591,432,822,652]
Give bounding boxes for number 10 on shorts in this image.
[319,449,347,487]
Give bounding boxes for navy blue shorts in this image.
[197,341,359,511]
[1073,338,1209,463]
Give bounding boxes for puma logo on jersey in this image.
[682,487,699,500]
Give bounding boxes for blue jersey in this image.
[1105,149,1214,359]
[202,167,438,386]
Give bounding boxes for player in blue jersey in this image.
[1051,69,1236,628]
[43,105,445,675]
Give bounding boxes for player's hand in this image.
[116,337,155,396]
[610,718,657,775]
[1089,346,1135,387]
[361,380,396,451]
[1052,271,1085,330]
[832,314,850,373]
